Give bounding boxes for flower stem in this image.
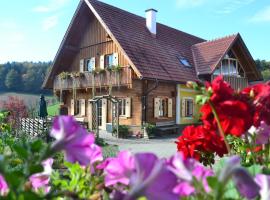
[209,101,231,154]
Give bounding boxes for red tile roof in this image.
[88,0,205,82]
[192,34,238,75]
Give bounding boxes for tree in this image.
[5,69,21,91]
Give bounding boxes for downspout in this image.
[141,78,159,127]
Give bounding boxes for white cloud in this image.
[250,6,270,23]
[176,0,206,8]
[33,0,70,13]
[216,0,255,14]
[42,16,58,31]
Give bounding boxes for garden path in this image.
[99,131,178,158]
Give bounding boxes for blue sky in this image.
[0,0,270,64]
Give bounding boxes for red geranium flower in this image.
[176,125,227,160]
[207,75,234,104]
[241,83,270,127]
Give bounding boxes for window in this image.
[119,98,126,116]
[158,98,168,117]
[86,58,95,72]
[105,54,114,68]
[184,99,194,118]
[179,57,191,67]
[213,52,245,77]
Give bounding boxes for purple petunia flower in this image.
[255,174,270,200]
[0,174,8,196]
[29,158,54,194]
[104,151,135,187]
[255,121,270,145]
[50,116,103,166]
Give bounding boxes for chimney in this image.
[145,8,158,35]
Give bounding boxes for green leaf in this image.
[30,140,43,152]
[29,164,43,175]
[207,176,218,190]
[13,144,28,160]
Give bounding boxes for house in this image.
[43,0,262,134]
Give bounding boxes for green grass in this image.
[47,103,60,117]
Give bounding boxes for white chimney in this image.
[145,9,158,35]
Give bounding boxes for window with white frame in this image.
[119,98,126,116]
[158,98,168,117]
[86,58,95,72]
[105,54,114,68]
[213,52,245,77]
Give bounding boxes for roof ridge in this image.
[89,0,205,41]
[193,33,239,47]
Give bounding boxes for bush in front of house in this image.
[113,125,130,138]
[144,123,157,138]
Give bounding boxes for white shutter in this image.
[168,98,173,118]
[80,59,84,72]
[90,57,96,71]
[181,99,186,117]
[71,99,75,116]
[80,99,86,116]
[125,97,131,118]
[88,100,93,130]
[101,99,107,129]
[154,98,160,118]
[113,53,119,66]
[100,55,105,69]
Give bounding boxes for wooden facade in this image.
[45,0,262,135]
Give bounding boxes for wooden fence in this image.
[19,118,51,138]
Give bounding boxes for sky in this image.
[0,0,270,64]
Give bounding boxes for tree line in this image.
[255,59,270,81]
[0,61,52,94]
[0,60,269,94]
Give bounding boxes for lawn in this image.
[47,103,60,116]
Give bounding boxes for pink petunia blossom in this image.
[255,174,270,200]
[50,116,103,166]
[0,174,8,196]
[255,121,270,145]
[104,151,135,187]
[29,158,53,194]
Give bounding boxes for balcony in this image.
[54,66,133,90]
[212,75,249,90]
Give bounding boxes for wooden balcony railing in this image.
[212,75,249,90]
[54,66,133,90]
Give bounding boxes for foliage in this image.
[58,72,70,80]
[144,123,157,137]
[0,61,51,94]
[113,125,129,138]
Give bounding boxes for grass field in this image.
[0,92,59,116]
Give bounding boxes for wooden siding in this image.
[145,81,177,124]
[69,16,129,72]
[62,80,143,127]
[211,75,248,90]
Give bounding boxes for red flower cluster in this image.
[177,76,270,160]
[176,125,227,160]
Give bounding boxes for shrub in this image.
[113,125,129,138]
[144,123,157,137]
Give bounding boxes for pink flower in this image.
[50,116,103,166]
[255,174,270,200]
[104,151,135,187]
[29,158,53,194]
[0,174,8,196]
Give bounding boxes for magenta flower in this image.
[168,153,213,196]
[128,153,178,200]
[255,121,270,145]
[255,174,270,200]
[50,116,103,166]
[104,151,135,187]
[29,158,53,194]
[0,174,8,196]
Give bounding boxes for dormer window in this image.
[213,52,245,77]
[179,57,191,67]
